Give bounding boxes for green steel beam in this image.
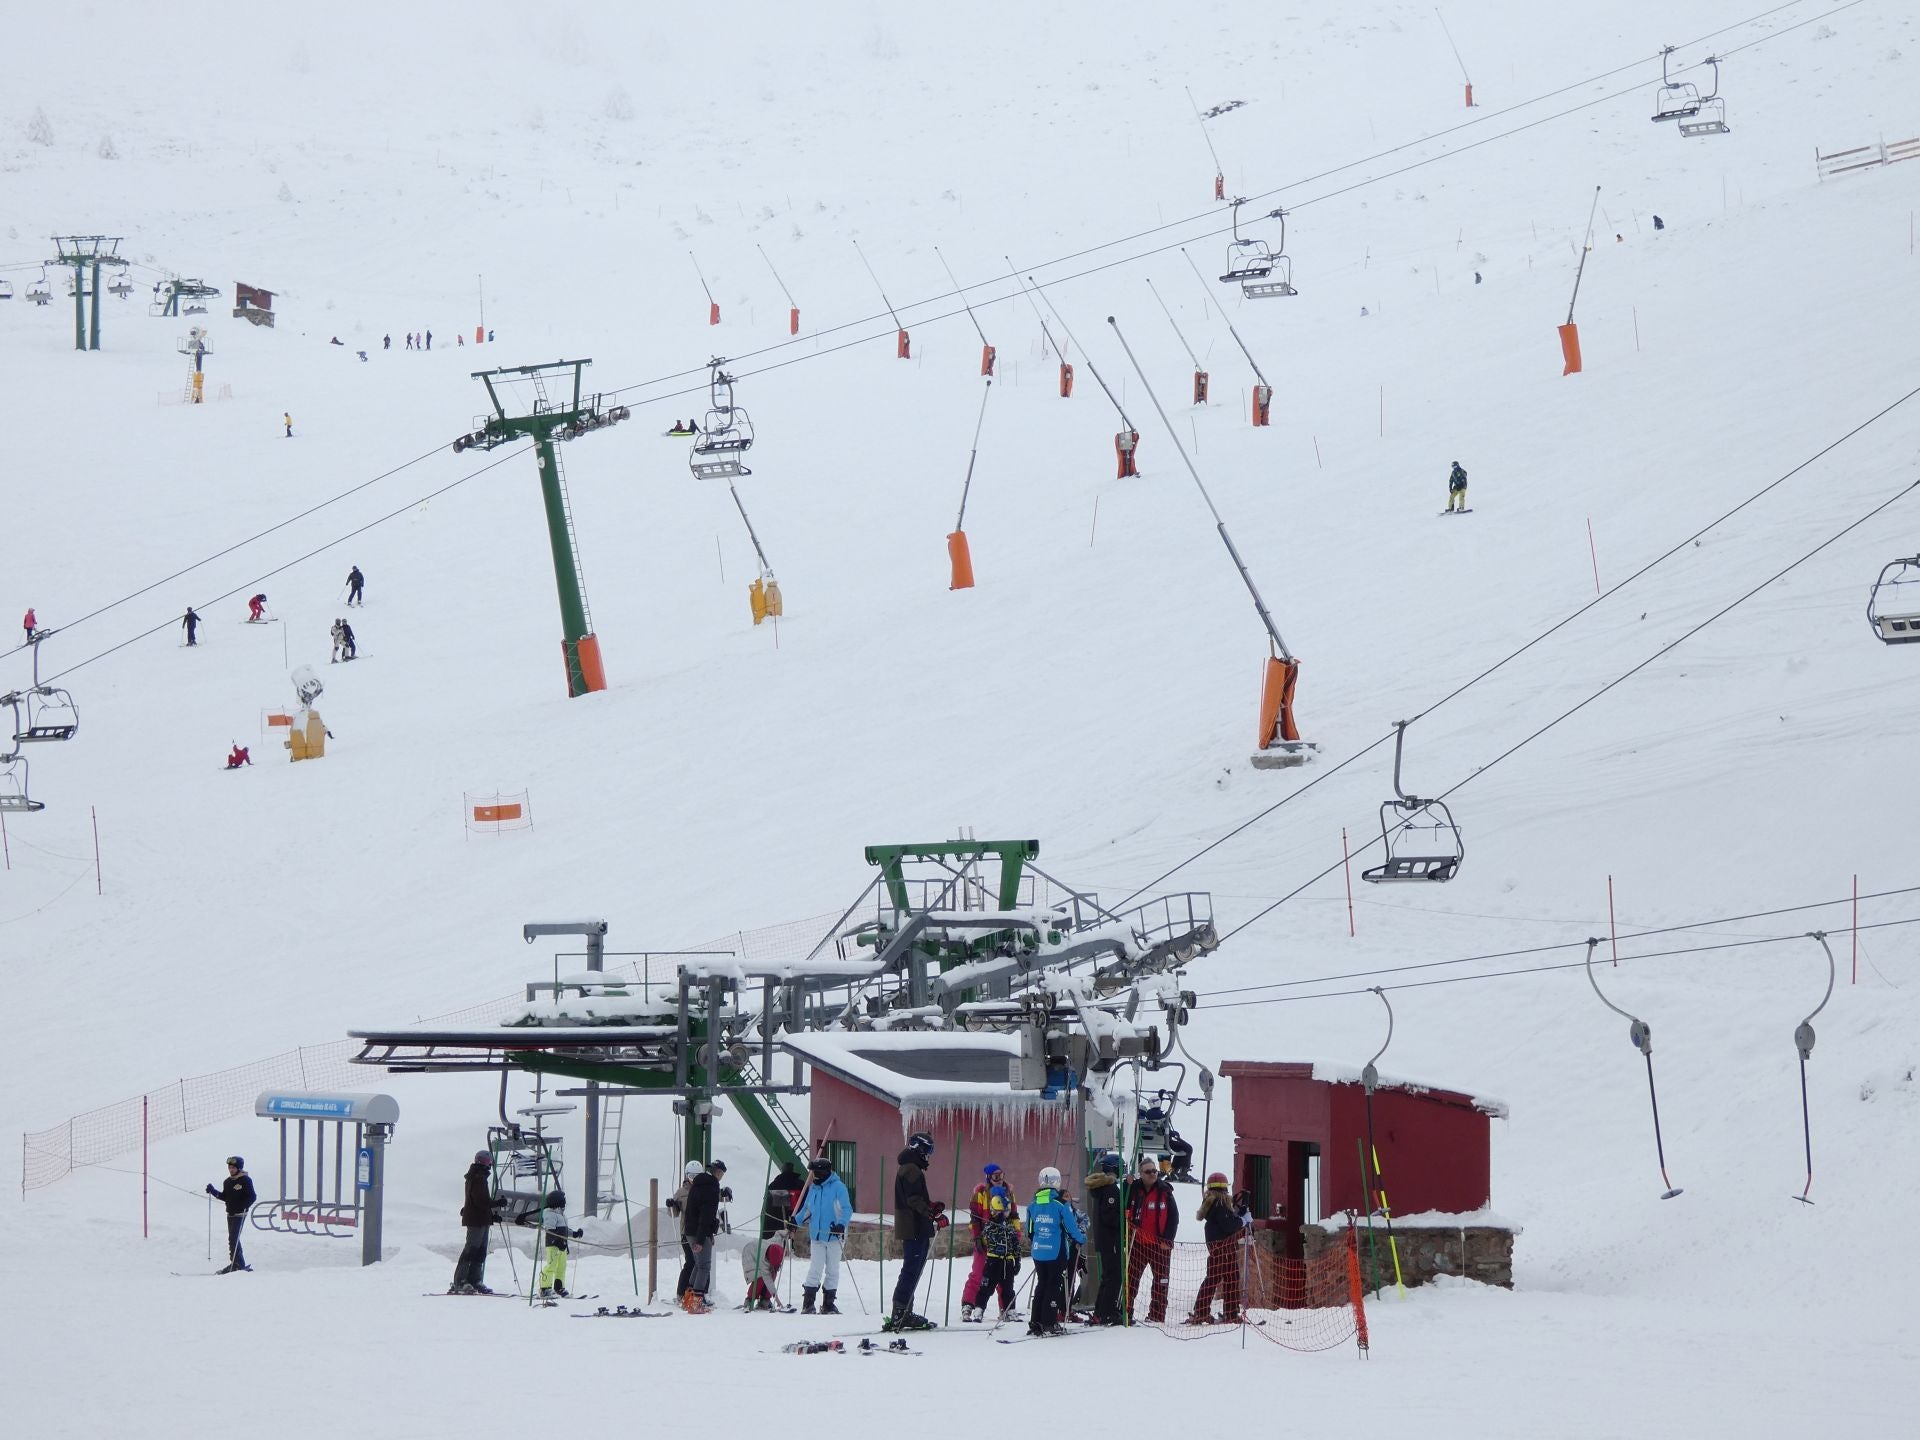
[864,839,1040,912]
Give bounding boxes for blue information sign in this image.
[356,1146,373,1192]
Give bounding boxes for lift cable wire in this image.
[1210,473,1920,946]
[1197,914,1920,1010]
[1191,883,1920,1001]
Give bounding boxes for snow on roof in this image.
[781,1030,1060,1116]
[678,957,888,982]
[1221,1059,1508,1118]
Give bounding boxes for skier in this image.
[182,606,201,647]
[383,334,391,350]
[888,1130,947,1330]
[1084,1151,1125,1325]
[1653,215,1666,231]
[535,1188,582,1300]
[21,607,37,643]
[1446,461,1469,513]
[329,619,346,663]
[960,1162,1005,1321]
[450,1150,497,1295]
[225,743,252,770]
[339,619,357,661]
[346,565,365,607]
[246,594,268,623]
[792,1155,852,1315]
[761,1160,803,1236]
[744,1161,802,1311]
[681,1160,723,1312]
[205,1155,256,1273]
[425,330,432,351]
[1186,1174,1249,1325]
[1026,1166,1085,1336]
[975,1181,1024,1322]
[283,412,293,438]
[667,1159,700,1298]
[1124,1155,1179,1324]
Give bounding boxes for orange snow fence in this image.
[1193,370,1209,405]
[472,802,523,824]
[1060,362,1074,398]
[1251,383,1273,427]
[947,530,975,590]
[980,343,996,377]
[465,790,534,838]
[896,328,911,360]
[1558,322,1582,375]
[1257,655,1302,747]
[789,306,800,336]
[265,711,292,728]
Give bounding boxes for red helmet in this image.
[1206,1172,1230,1189]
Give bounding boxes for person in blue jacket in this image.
[1026,1166,1086,1336]
[792,1155,853,1316]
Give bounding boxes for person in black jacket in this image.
[346,566,365,607]
[762,1161,803,1238]
[1084,1152,1125,1324]
[450,1150,497,1294]
[1186,1173,1248,1324]
[889,1131,947,1330]
[205,1156,256,1273]
[681,1160,725,1311]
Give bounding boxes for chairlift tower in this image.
[455,360,631,697]
[49,235,130,351]
[150,276,220,318]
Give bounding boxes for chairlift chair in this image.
[0,754,45,813]
[12,687,79,743]
[690,362,755,479]
[1218,197,1286,284]
[183,300,207,315]
[27,272,52,305]
[1650,45,1702,124]
[109,275,133,298]
[1360,721,1464,883]
[0,280,12,301]
[1677,94,1728,138]
[1868,556,1920,644]
[1242,254,1297,299]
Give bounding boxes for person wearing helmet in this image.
[450,1149,499,1294]
[537,1188,584,1301]
[681,1161,725,1313]
[1083,1152,1126,1324]
[977,1181,1025,1321]
[1125,1154,1180,1323]
[888,1131,946,1331]
[959,1162,1006,1322]
[792,1154,853,1315]
[1186,1173,1248,1325]
[1025,1165,1086,1336]
[205,1155,257,1273]
[1446,460,1469,513]
[668,1159,702,1299]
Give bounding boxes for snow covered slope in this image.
[4,2,1918,1434]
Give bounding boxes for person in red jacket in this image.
[959,1162,1005,1322]
[22,608,37,644]
[226,744,251,769]
[1124,1154,1180,1323]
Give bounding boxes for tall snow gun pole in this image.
[947,378,992,590]
[1032,276,1141,477]
[690,251,720,326]
[1181,247,1275,425]
[1186,85,1228,200]
[1147,276,1211,405]
[756,243,801,336]
[1558,186,1601,375]
[1435,7,1477,106]
[853,239,911,358]
[935,246,995,376]
[1008,262,1075,400]
[1585,938,1683,1199]
[1107,315,1309,759]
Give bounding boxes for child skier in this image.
[1446,461,1469,513]
[975,1181,1025,1322]
[1186,1173,1248,1325]
[226,743,251,769]
[247,594,269,623]
[537,1188,582,1300]
[792,1154,853,1315]
[960,1162,1006,1321]
[1026,1166,1085,1336]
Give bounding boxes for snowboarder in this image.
[668,419,696,436]
[283,412,293,438]
[425,330,432,351]
[1026,1167,1085,1335]
[1124,1155,1179,1324]
[225,743,252,770]
[960,1162,1005,1321]
[205,1156,256,1273]
[1446,461,1469,513]
[792,1155,852,1316]
[450,1150,497,1294]
[487,329,494,343]
[681,1160,724,1312]
[22,607,38,643]
[181,606,201,646]
[1186,1174,1248,1325]
[246,594,268,623]
[383,334,391,350]
[975,1182,1024,1322]
[345,566,364,607]
[1084,1152,1125,1324]
[536,1188,582,1300]
[889,1131,947,1330]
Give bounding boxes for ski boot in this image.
[998,1306,1023,1323]
[820,1289,840,1316]
[553,1281,568,1298]
[801,1285,818,1315]
[960,1304,978,1324]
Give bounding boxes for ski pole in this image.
[206,1193,213,1262]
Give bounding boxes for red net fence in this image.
[1105,1229,1369,1355]
[18,912,844,1195]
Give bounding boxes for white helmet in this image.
[1039,1166,1062,1189]
[684,1160,704,1179]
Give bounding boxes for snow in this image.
[1304,1059,1511,1116]
[4,0,1920,1434]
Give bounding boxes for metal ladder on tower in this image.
[595,1091,627,1217]
[732,1059,811,1162]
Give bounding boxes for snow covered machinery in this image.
[1868,556,1920,644]
[689,361,755,480]
[1360,721,1464,884]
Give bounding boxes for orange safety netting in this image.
[1113,1230,1368,1354]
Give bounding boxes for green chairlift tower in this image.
[49,236,130,351]
[454,360,631,697]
